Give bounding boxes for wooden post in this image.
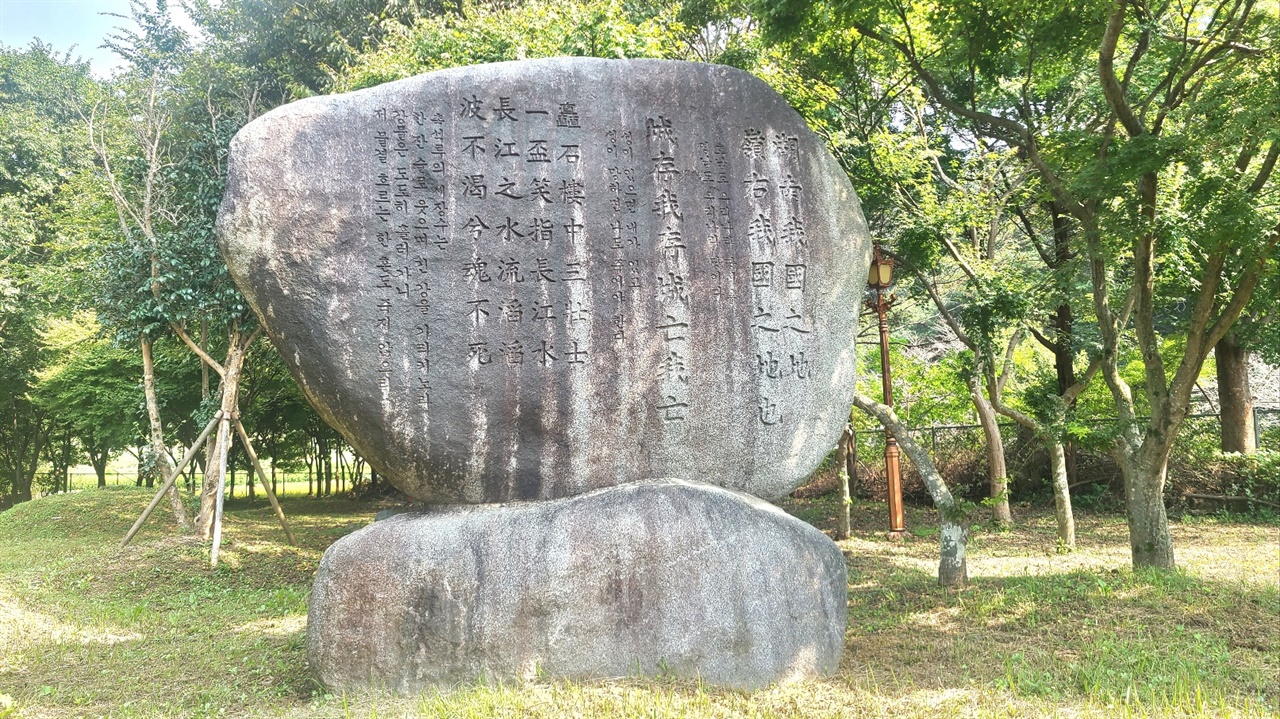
[836,423,853,540]
[121,412,221,548]
[233,416,296,545]
[210,414,230,567]
[866,244,905,538]
[877,286,906,537]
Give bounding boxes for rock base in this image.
[306,479,846,691]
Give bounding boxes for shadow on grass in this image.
[836,537,1278,710]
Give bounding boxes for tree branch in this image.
[911,268,975,349]
[172,322,226,378]
[997,327,1024,398]
[1201,232,1278,350]
[1085,232,1140,455]
[1248,142,1279,194]
[851,391,954,510]
[851,20,1030,145]
[1014,206,1056,267]
[1062,358,1103,405]
[1028,325,1061,354]
[1099,1,1147,137]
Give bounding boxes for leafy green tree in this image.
[92,0,393,533]
[336,0,685,91]
[0,315,47,501]
[761,0,1280,569]
[873,121,1091,546]
[0,43,99,502]
[187,0,456,99]
[90,0,272,536]
[35,314,144,488]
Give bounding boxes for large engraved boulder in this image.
[217,58,873,504]
[307,479,848,691]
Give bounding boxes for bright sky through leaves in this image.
[0,0,196,77]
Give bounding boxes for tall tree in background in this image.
[35,314,144,488]
[93,0,420,533]
[762,0,1280,568]
[88,0,198,529]
[750,22,1027,526]
[187,0,456,99]
[0,44,98,501]
[91,0,270,537]
[334,0,687,91]
[1215,332,1255,453]
[871,112,1032,530]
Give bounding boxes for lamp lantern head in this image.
[868,244,894,289]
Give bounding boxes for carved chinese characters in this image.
[217,58,873,504]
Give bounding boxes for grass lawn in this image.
[0,487,1276,718]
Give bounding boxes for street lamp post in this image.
[867,244,906,538]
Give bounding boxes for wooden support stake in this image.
[233,416,296,545]
[121,411,222,548]
[210,414,231,568]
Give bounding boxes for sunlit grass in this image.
[0,489,1275,718]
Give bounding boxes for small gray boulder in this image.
[306,479,847,691]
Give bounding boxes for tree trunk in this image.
[248,447,256,500]
[1216,333,1255,453]
[59,430,72,492]
[195,336,248,539]
[203,432,215,494]
[939,517,968,587]
[835,423,852,540]
[1047,440,1076,550]
[968,375,1012,525]
[324,440,332,495]
[15,412,44,502]
[1049,203,1080,486]
[201,319,216,498]
[852,391,968,588]
[843,430,855,493]
[141,336,192,532]
[1122,452,1175,569]
[89,446,108,488]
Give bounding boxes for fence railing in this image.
[1256,407,1280,449]
[42,407,1280,501]
[43,470,353,498]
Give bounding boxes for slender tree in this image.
[761,0,1280,569]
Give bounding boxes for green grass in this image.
[0,488,1276,718]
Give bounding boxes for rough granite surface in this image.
[306,479,848,691]
[217,58,873,504]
